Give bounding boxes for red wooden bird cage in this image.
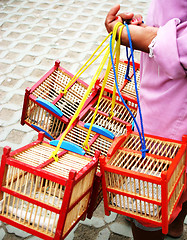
[21,60,98,140]
[100,127,187,234]
[0,132,100,240]
[97,59,140,103]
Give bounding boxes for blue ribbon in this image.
[109,23,148,158]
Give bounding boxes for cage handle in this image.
[82,22,124,150]
[50,33,112,161]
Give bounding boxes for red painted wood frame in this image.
[0,132,100,240]
[21,60,99,140]
[100,128,187,234]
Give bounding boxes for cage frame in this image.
[21,60,99,140]
[100,128,187,234]
[0,132,100,240]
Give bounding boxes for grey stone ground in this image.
[0,0,186,239]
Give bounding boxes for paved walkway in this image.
[0,0,186,239]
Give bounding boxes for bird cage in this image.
[96,59,140,103]
[52,119,122,219]
[100,127,187,234]
[0,132,100,240]
[79,93,137,137]
[21,60,98,140]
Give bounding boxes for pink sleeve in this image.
[153,18,187,79]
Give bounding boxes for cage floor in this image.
[31,69,89,116]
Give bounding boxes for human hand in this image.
[105,5,145,34]
[105,4,158,53]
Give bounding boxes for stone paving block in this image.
[109,222,133,238]
[0,62,15,75]
[6,129,26,144]
[3,52,23,64]
[80,216,105,228]
[1,77,17,88]
[28,237,43,240]
[104,212,118,224]
[184,216,187,224]
[96,228,110,240]
[64,224,80,240]
[0,228,6,240]
[6,225,31,238]
[0,108,18,122]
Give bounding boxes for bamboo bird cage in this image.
[100,127,187,234]
[21,60,98,140]
[0,132,100,240]
[53,119,120,218]
[77,91,137,217]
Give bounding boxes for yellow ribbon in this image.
[108,23,124,120]
[83,22,124,148]
[51,22,124,161]
[51,34,111,161]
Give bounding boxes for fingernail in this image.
[115,16,120,20]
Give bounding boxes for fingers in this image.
[105,5,121,33]
[109,4,121,16]
[118,12,134,22]
[131,14,144,25]
[105,5,146,34]
[106,4,120,23]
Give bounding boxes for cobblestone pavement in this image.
[0,0,186,239]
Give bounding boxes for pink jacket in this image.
[136,0,187,141]
[136,0,187,226]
